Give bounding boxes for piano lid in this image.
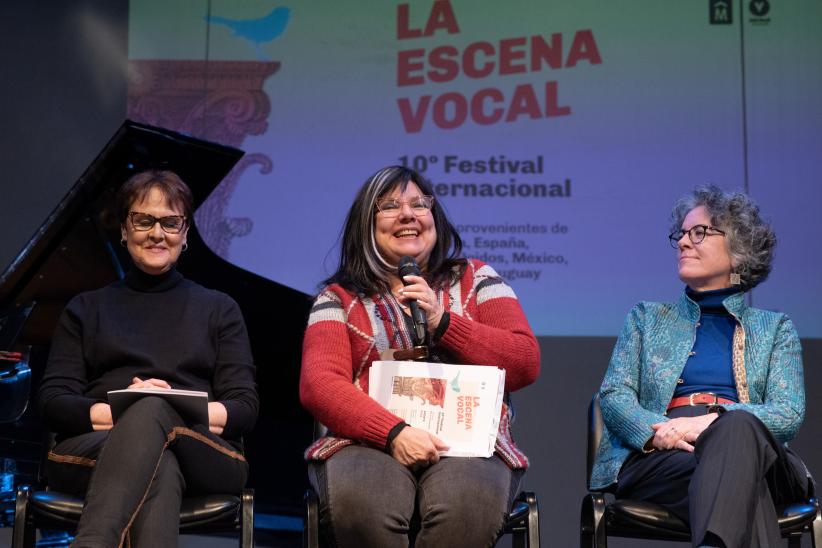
[0,120,243,310]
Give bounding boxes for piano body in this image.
[0,120,313,520]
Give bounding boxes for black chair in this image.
[12,434,254,548]
[580,394,822,547]
[0,345,31,424]
[302,424,540,548]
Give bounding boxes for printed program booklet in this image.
[368,360,505,458]
[107,388,209,425]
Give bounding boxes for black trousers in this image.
[47,397,249,548]
[616,408,809,548]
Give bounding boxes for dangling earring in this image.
[182,243,189,252]
[120,239,127,247]
[730,272,741,285]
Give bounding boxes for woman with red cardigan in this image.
[300,166,540,548]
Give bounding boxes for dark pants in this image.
[47,397,249,548]
[616,409,809,548]
[308,445,523,548]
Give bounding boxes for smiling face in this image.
[374,182,437,271]
[676,205,734,291]
[120,186,188,275]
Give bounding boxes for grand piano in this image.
[0,120,314,524]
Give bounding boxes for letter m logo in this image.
[710,0,733,24]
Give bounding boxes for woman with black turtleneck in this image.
[590,186,810,548]
[39,170,257,548]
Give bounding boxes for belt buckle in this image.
[689,392,717,406]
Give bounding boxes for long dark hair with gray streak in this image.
[325,166,466,295]
[670,184,776,289]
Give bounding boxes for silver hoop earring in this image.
[120,239,127,247]
[182,243,189,252]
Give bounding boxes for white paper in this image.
[369,361,505,458]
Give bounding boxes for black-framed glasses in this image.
[668,224,726,248]
[375,195,434,218]
[128,211,187,234]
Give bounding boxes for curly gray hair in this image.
[670,185,776,289]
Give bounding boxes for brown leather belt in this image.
[667,392,734,411]
[391,346,429,361]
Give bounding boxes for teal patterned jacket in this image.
[590,290,805,490]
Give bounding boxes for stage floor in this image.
[0,528,303,547]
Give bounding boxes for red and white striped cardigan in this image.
[300,259,540,469]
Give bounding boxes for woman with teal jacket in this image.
[592,186,808,548]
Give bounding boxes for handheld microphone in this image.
[398,256,428,345]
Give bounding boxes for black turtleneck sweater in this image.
[39,268,258,443]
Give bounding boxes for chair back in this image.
[586,394,604,491]
[0,348,31,424]
[36,432,59,488]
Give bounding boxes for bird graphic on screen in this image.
[450,371,461,393]
[205,7,290,60]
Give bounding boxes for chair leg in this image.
[12,485,35,548]
[240,488,254,548]
[509,494,526,548]
[580,494,592,548]
[304,488,320,548]
[580,493,607,548]
[523,492,540,548]
[506,491,538,548]
[812,503,822,548]
[511,522,525,548]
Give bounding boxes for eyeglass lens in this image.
[669,225,710,248]
[130,212,185,233]
[377,196,433,216]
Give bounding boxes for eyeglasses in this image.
[375,195,434,218]
[668,224,726,248]
[129,211,187,234]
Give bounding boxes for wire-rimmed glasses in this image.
[375,195,434,218]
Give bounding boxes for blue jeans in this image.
[308,445,522,548]
[47,397,248,548]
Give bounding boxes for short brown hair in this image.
[116,170,194,227]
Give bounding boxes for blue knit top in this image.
[672,286,740,402]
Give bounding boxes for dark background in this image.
[1,2,819,546]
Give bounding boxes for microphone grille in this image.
[397,256,420,277]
